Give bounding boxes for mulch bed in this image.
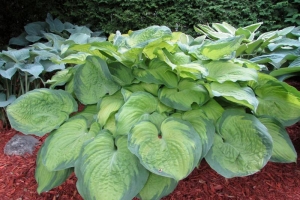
[1,78,300,200]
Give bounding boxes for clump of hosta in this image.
[6,25,300,200]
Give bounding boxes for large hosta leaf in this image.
[259,117,297,163]
[158,79,210,111]
[6,88,77,136]
[41,118,99,171]
[128,117,202,181]
[74,56,120,104]
[115,91,158,136]
[133,59,178,88]
[137,172,178,200]
[249,78,300,126]
[203,60,257,83]
[35,148,73,194]
[200,99,224,123]
[205,110,273,178]
[75,131,149,200]
[210,82,258,111]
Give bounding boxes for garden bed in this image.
[1,78,300,200]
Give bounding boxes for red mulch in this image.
[1,78,300,200]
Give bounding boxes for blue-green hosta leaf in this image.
[259,117,297,163]
[75,132,149,200]
[46,14,64,33]
[74,56,120,104]
[158,79,210,111]
[203,60,257,83]
[0,63,17,79]
[24,22,46,36]
[250,53,296,69]
[200,99,224,123]
[26,35,43,43]
[108,62,135,86]
[43,33,66,51]
[210,82,258,111]
[198,36,244,60]
[9,32,30,46]
[41,118,99,171]
[0,49,30,63]
[126,25,172,48]
[182,109,215,159]
[128,118,201,181]
[16,63,44,78]
[0,94,16,107]
[115,92,158,136]
[97,91,124,127]
[35,149,72,194]
[268,38,300,51]
[133,59,178,88]
[250,78,300,126]
[137,172,178,200]
[6,88,77,136]
[270,67,300,77]
[68,33,90,44]
[205,110,273,178]
[39,60,65,72]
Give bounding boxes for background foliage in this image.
[1,0,300,47]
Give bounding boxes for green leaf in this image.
[6,88,77,136]
[128,117,202,181]
[75,132,149,200]
[259,117,297,163]
[115,92,158,136]
[269,67,300,77]
[137,172,178,200]
[243,22,263,33]
[200,99,224,123]
[46,68,73,89]
[210,82,258,111]
[133,59,178,88]
[97,91,124,127]
[73,104,98,126]
[205,110,273,178]
[158,79,210,111]
[250,79,300,126]
[108,62,135,86]
[41,118,99,171]
[74,56,120,104]
[199,36,244,60]
[203,60,257,83]
[35,148,72,194]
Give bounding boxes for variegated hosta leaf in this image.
[249,78,300,126]
[6,88,77,136]
[46,68,73,89]
[210,82,258,111]
[158,79,210,111]
[97,91,124,127]
[137,172,178,200]
[128,117,202,181]
[75,132,149,200]
[203,60,257,83]
[198,36,244,60]
[123,82,159,97]
[155,48,191,70]
[199,99,224,123]
[259,117,297,163]
[205,110,273,178]
[72,104,99,126]
[74,56,120,104]
[133,59,178,88]
[41,118,100,171]
[182,109,215,159]
[115,91,158,136]
[35,148,73,194]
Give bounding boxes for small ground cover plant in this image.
[5,24,300,200]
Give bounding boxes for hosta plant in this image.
[6,25,300,200]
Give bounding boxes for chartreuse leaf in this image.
[205,110,273,178]
[137,172,177,200]
[74,56,120,104]
[259,117,296,163]
[128,117,202,181]
[115,91,158,136]
[203,60,257,83]
[35,148,73,194]
[97,91,124,127]
[158,79,210,111]
[46,68,73,89]
[75,131,149,200]
[182,109,215,159]
[210,82,258,111]
[133,59,178,88]
[6,88,77,136]
[41,117,99,171]
[249,77,300,126]
[200,99,224,123]
[199,36,244,60]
